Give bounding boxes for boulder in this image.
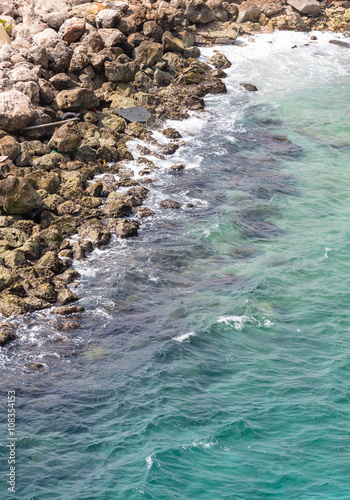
[143,21,163,42]
[0,293,29,317]
[0,323,17,346]
[34,251,65,275]
[133,41,163,68]
[206,0,228,22]
[0,266,16,292]
[287,0,320,16]
[0,90,34,133]
[26,45,49,69]
[98,28,126,47]
[162,31,184,53]
[254,0,283,17]
[58,17,86,43]
[96,9,121,29]
[237,1,261,23]
[0,176,43,215]
[56,88,99,111]
[104,59,138,83]
[48,42,73,73]
[160,199,181,209]
[48,122,82,154]
[0,135,21,161]
[208,53,232,69]
[33,28,61,47]
[100,114,126,133]
[185,0,216,24]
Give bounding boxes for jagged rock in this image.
[51,304,84,315]
[50,73,76,91]
[135,207,155,218]
[34,251,65,275]
[0,135,20,161]
[143,21,163,42]
[154,69,173,87]
[0,176,43,215]
[184,46,201,58]
[100,114,126,133]
[0,293,28,317]
[133,41,163,68]
[0,323,17,346]
[162,31,184,53]
[287,0,320,16]
[48,42,73,73]
[96,9,121,29]
[58,17,85,43]
[38,78,56,105]
[87,32,104,53]
[98,28,126,47]
[32,28,61,47]
[107,218,140,237]
[56,88,99,111]
[57,287,79,305]
[237,1,261,23]
[240,83,258,91]
[48,122,82,154]
[255,0,283,17]
[0,227,29,248]
[185,0,216,24]
[0,90,34,133]
[69,46,90,72]
[160,199,181,209]
[208,53,232,69]
[207,0,228,22]
[105,58,138,83]
[0,266,16,292]
[27,45,49,69]
[103,192,133,218]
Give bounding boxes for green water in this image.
[1,32,350,499]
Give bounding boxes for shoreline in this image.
[0,0,348,346]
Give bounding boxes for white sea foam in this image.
[146,455,153,469]
[325,247,331,258]
[173,331,196,342]
[217,315,249,330]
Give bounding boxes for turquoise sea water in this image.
[2,31,350,498]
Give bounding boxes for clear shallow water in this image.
[2,31,350,498]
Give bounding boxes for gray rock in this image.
[0,90,34,132]
[287,0,320,16]
[237,1,261,23]
[96,9,121,29]
[105,58,138,83]
[48,121,82,154]
[185,0,216,24]
[143,21,163,42]
[133,41,163,68]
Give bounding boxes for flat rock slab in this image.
[114,106,151,123]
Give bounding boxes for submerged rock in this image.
[0,323,17,346]
[160,199,181,209]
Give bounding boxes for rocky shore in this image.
[0,0,348,345]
